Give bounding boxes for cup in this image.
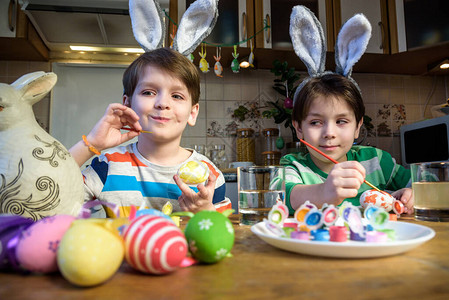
[237,166,285,225]
[411,161,449,221]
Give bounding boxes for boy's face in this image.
[293,95,362,172]
[123,65,199,143]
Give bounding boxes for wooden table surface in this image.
[1,216,448,300]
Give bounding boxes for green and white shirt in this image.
[280,145,411,215]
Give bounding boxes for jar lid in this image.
[261,151,281,157]
[262,128,279,137]
[236,128,254,137]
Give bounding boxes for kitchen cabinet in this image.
[172,0,330,50]
[0,0,17,37]
[254,0,331,50]
[389,0,449,54]
[335,0,389,54]
[170,0,254,48]
[167,0,448,75]
[0,0,48,60]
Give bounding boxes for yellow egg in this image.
[178,160,209,184]
[57,219,124,287]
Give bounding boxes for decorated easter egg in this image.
[123,215,187,274]
[0,215,34,271]
[184,210,234,264]
[178,160,209,185]
[359,189,395,211]
[15,215,75,273]
[57,219,124,287]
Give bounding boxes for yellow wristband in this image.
[82,135,101,155]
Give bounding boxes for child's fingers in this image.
[337,161,366,176]
[195,173,217,200]
[205,173,217,189]
[336,186,360,199]
[173,175,194,197]
[196,184,209,200]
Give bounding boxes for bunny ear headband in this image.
[289,5,372,104]
[129,0,219,56]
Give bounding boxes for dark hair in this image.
[292,73,365,125]
[122,48,200,105]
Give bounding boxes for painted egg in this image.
[178,160,209,185]
[0,215,34,271]
[184,211,234,264]
[57,219,124,287]
[15,215,75,273]
[123,215,187,274]
[359,189,395,211]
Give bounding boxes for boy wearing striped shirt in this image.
[282,74,413,215]
[70,48,231,217]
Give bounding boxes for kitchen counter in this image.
[1,216,448,299]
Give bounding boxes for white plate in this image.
[251,221,435,258]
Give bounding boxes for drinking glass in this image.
[237,166,285,225]
[411,161,449,221]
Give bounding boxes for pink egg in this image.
[16,215,76,273]
[359,189,394,211]
[123,215,187,275]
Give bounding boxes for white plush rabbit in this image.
[129,0,219,55]
[289,5,372,102]
[0,72,84,221]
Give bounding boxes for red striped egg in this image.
[123,215,187,274]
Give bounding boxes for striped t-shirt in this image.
[280,145,411,215]
[82,143,231,217]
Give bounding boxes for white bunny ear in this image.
[289,5,326,77]
[12,72,57,105]
[129,0,166,52]
[173,0,219,56]
[335,14,372,77]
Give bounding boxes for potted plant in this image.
[262,60,302,144]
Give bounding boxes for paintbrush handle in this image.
[299,139,381,192]
[299,139,339,164]
[120,127,152,134]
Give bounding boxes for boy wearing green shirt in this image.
[282,74,413,215]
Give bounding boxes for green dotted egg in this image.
[184,211,235,264]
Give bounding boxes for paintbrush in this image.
[299,139,381,192]
[121,126,152,134]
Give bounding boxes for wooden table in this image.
[1,216,449,299]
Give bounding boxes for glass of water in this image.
[237,166,285,225]
[411,161,449,221]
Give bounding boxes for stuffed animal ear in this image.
[335,14,371,77]
[12,72,57,105]
[173,0,219,56]
[289,5,326,77]
[129,0,166,52]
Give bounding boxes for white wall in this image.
[50,63,127,150]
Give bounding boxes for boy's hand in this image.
[87,103,141,151]
[391,187,414,214]
[324,161,366,205]
[174,173,217,213]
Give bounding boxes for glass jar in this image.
[262,128,279,152]
[236,128,255,163]
[210,144,228,169]
[191,144,206,156]
[262,151,281,166]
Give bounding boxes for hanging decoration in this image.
[162,9,270,73]
[169,24,177,48]
[213,47,223,77]
[231,45,240,73]
[248,40,255,68]
[199,44,210,73]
